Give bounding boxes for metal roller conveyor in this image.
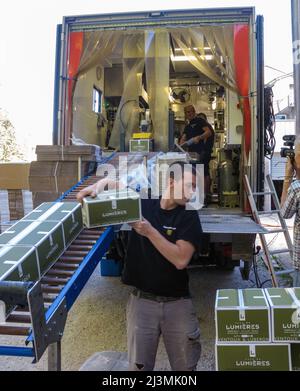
[0,151,156,369]
[0,154,118,369]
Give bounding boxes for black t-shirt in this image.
[183,117,214,158]
[122,198,203,297]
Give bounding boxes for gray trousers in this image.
[126,293,201,371]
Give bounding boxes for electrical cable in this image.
[264,86,276,159]
[119,99,138,131]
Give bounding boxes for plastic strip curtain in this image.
[66,32,83,145]
[145,30,170,151]
[171,29,237,93]
[109,33,145,150]
[67,31,122,144]
[199,26,236,90]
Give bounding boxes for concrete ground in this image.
[0,265,253,371]
[0,211,295,371]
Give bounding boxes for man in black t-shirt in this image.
[180,105,214,202]
[77,162,202,371]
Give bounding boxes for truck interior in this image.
[65,23,252,212]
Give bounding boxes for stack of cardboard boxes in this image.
[215,288,300,371]
[82,189,141,228]
[0,201,83,317]
[7,190,24,221]
[154,152,188,196]
[29,145,101,207]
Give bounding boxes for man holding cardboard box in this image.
[77,161,203,371]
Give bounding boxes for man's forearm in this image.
[280,176,293,207]
[147,227,189,270]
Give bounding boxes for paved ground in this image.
[0,199,295,371]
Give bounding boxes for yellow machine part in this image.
[132,132,153,139]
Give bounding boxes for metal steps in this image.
[244,174,294,287]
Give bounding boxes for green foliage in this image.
[0,110,24,162]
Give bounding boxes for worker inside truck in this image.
[77,161,203,371]
[179,105,214,205]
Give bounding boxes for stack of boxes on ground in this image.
[215,288,300,371]
[29,145,102,207]
[0,202,83,317]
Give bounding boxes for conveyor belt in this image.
[0,151,158,360]
[0,164,115,357]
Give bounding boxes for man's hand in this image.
[131,218,155,238]
[193,135,202,144]
[179,133,187,146]
[76,184,97,204]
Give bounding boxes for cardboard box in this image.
[291,343,300,371]
[216,344,291,371]
[0,245,40,317]
[0,163,30,190]
[31,192,63,208]
[265,288,300,342]
[154,152,188,195]
[129,139,154,152]
[22,202,83,247]
[35,145,102,162]
[215,289,271,343]
[0,245,40,282]
[0,220,65,276]
[29,161,96,192]
[100,258,122,277]
[82,189,141,228]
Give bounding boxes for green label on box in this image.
[31,224,65,275]
[83,191,141,228]
[216,310,270,342]
[129,139,153,152]
[216,344,291,371]
[265,288,300,342]
[0,220,65,277]
[21,201,83,248]
[61,207,83,246]
[216,289,270,342]
[0,221,34,245]
[0,245,39,282]
[272,308,300,342]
